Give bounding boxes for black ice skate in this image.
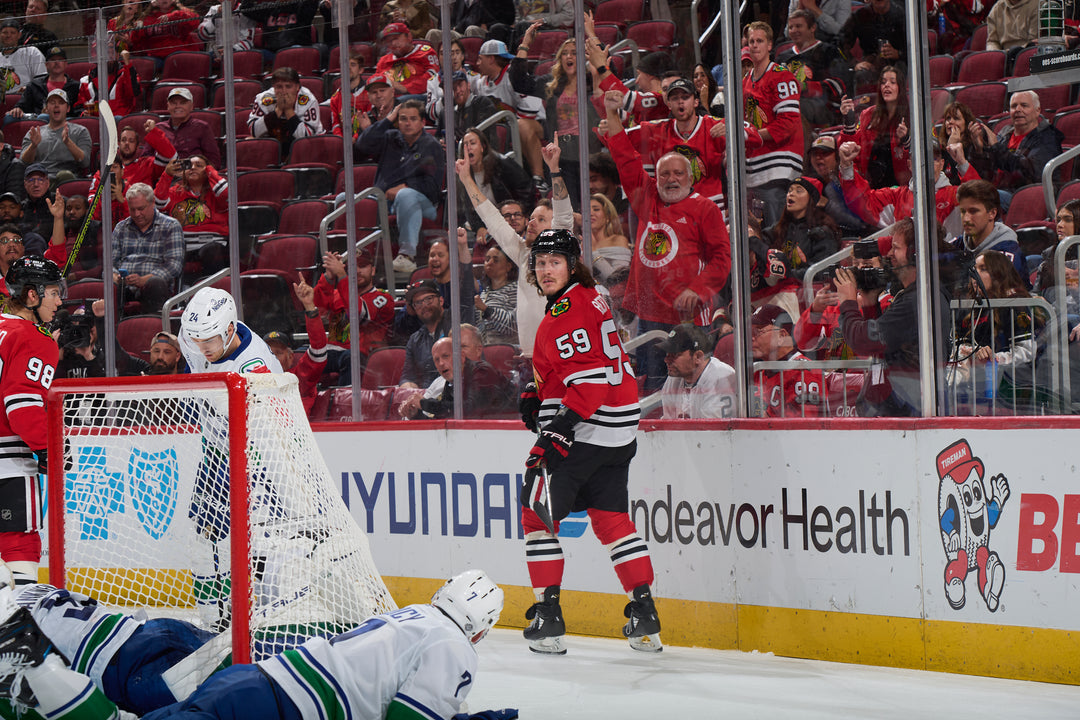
[524,585,566,655]
[622,584,663,653]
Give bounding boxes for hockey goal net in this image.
[46,372,396,665]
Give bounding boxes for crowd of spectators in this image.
[0,0,1076,420]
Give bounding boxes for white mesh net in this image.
[50,372,396,662]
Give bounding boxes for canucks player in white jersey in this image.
[0,570,508,720]
[178,287,282,375]
[0,580,214,720]
[177,287,283,629]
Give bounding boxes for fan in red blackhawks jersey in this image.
[517,228,662,656]
[0,256,63,585]
[601,89,731,391]
[750,303,831,418]
[375,22,440,97]
[742,21,805,227]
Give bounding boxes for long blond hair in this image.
[591,193,623,237]
[545,38,577,98]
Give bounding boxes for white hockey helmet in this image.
[181,287,237,347]
[431,569,504,644]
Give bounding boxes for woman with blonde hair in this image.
[589,193,630,284]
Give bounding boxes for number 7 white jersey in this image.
[258,604,478,720]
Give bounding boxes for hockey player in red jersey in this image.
[517,229,662,655]
[0,256,63,585]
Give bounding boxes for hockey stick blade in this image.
[63,100,117,276]
[527,466,555,534]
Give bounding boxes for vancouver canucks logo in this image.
[550,298,570,317]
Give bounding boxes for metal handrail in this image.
[691,0,744,67]
[1043,144,1080,219]
[607,39,641,74]
[624,329,670,352]
[802,226,894,306]
[318,187,396,295]
[161,268,230,330]
[471,110,524,166]
[947,296,1060,414]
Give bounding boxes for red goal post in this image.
[45,372,395,667]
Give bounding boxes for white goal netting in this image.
[48,372,396,663]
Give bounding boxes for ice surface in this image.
[465,629,1080,719]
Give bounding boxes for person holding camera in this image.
[154,154,228,237]
[833,218,951,416]
[794,236,892,361]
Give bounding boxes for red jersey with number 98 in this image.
[0,314,58,474]
[532,283,640,448]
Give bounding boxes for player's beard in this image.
[146,360,175,375]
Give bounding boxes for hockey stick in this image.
[62,100,117,276]
[523,466,555,534]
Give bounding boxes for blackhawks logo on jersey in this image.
[745,95,766,129]
[638,222,680,269]
[0,68,18,93]
[786,59,808,90]
[550,297,571,317]
[645,230,671,257]
[673,145,705,184]
[172,198,210,228]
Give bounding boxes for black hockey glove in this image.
[519,382,540,432]
[525,407,582,472]
[33,450,47,475]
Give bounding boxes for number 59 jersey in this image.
[532,284,640,448]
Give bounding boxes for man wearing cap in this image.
[658,323,737,420]
[0,19,44,94]
[375,22,440,98]
[249,66,324,159]
[776,10,845,130]
[265,275,329,414]
[19,163,56,246]
[472,38,546,187]
[313,249,395,384]
[146,331,184,374]
[355,99,443,276]
[741,21,805,228]
[806,134,868,237]
[0,192,22,225]
[0,224,26,296]
[19,89,89,180]
[400,279,451,388]
[610,75,729,211]
[8,46,79,121]
[155,86,221,169]
[602,89,731,392]
[426,68,497,143]
[20,0,58,55]
[750,303,830,418]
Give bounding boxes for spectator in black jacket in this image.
[19,0,58,55]
[456,127,532,249]
[0,130,25,200]
[984,90,1065,198]
[427,70,498,143]
[7,46,80,121]
[241,0,320,56]
[354,99,444,276]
